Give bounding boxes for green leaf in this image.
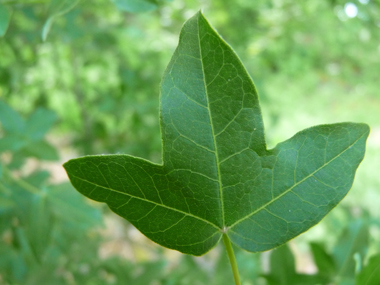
[263,244,296,284]
[0,4,12,37]
[22,140,59,161]
[333,219,369,280]
[356,253,380,285]
[0,134,28,153]
[0,196,14,209]
[111,0,158,13]
[42,0,80,41]
[25,108,57,142]
[213,248,236,285]
[310,242,336,277]
[26,191,54,262]
[24,171,50,189]
[47,183,103,230]
[0,245,27,282]
[101,258,166,285]
[8,151,26,169]
[63,12,369,256]
[263,244,329,285]
[0,100,25,134]
[234,247,261,282]
[163,255,209,284]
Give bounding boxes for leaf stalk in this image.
[223,234,241,285]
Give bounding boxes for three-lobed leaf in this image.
[63,12,369,256]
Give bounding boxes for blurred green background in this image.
[0,0,379,284]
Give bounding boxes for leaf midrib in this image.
[197,16,226,228]
[228,131,366,230]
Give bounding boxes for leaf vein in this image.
[70,174,221,230]
[167,169,219,182]
[197,16,225,226]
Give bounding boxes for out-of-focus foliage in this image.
[0,100,58,167]
[0,3,12,36]
[263,244,329,284]
[263,213,379,285]
[356,253,380,284]
[1,0,379,284]
[0,101,262,284]
[0,101,104,283]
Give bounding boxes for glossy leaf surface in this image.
[64,12,369,256]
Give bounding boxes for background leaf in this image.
[112,0,158,13]
[356,253,380,285]
[42,0,80,41]
[161,255,209,285]
[263,244,296,284]
[25,108,57,141]
[0,100,25,134]
[47,183,103,230]
[263,244,330,285]
[22,140,59,161]
[0,4,12,37]
[26,190,54,262]
[0,134,28,153]
[333,218,369,282]
[310,242,336,278]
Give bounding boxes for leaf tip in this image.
[62,158,76,174]
[194,9,206,21]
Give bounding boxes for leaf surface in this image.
[63,11,369,256]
